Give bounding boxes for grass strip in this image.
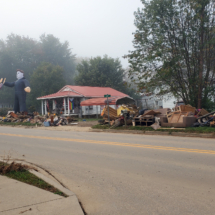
[78,118,102,122]
[0,162,67,197]
[92,124,215,134]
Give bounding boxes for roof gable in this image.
[37,85,130,100]
[59,85,129,97]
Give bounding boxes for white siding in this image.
[82,105,116,116]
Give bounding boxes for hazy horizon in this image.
[0,0,175,107]
[0,0,144,68]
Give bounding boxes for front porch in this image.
[40,97,82,116]
[37,85,134,117]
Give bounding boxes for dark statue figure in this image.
[0,69,31,113]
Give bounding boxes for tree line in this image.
[0,34,138,111]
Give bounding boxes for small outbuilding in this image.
[37,85,134,116]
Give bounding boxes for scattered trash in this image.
[151,122,161,130]
[98,103,215,129]
[0,111,78,127]
[195,111,215,127]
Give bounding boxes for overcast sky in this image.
[0,0,143,68]
[0,0,175,107]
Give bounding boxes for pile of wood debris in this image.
[133,110,162,127]
[99,103,215,129]
[167,105,196,123]
[167,105,215,127]
[100,104,151,127]
[0,111,77,126]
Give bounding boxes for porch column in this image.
[96,105,98,118]
[44,100,47,115]
[41,100,44,115]
[64,97,66,115]
[67,97,70,115]
[53,100,56,111]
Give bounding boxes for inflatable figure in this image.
[0,69,31,113]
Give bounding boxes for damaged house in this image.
[37,85,134,117]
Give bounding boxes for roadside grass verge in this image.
[0,162,67,197]
[78,118,102,122]
[92,124,215,133]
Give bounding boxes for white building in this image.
[123,69,163,110]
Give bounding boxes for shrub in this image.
[0,108,13,116]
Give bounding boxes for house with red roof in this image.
[37,85,134,116]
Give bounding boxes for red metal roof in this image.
[37,91,82,100]
[59,85,128,97]
[37,85,129,100]
[80,97,119,106]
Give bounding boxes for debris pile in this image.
[162,104,215,128]
[133,110,161,127]
[159,105,198,128]
[0,111,78,127]
[195,111,215,127]
[101,106,117,121]
[98,103,215,129]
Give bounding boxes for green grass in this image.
[92,124,111,129]
[183,127,215,133]
[78,118,102,122]
[0,162,67,197]
[92,124,215,134]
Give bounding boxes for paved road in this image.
[0,126,215,215]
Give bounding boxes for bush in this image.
[0,108,13,116]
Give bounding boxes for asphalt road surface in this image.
[0,126,215,215]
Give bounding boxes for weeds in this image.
[92,124,215,134]
[0,161,67,197]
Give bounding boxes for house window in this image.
[89,106,93,110]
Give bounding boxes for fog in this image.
[0,0,175,107]
[0,0,144,67]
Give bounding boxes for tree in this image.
[75,56,141,99]
[126,0,215,109]
[27,63,66,111]
[0,34,76,107]
[39,34,76,84]
[0,34,40,104]
[75,55,125,91]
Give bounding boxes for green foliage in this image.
[121,85,141,100]
[0,34,75,106]
[0,167,67,197]
[92,125,215,133]
[92,124,111,129]
[39,34,76,83]
[27,63,66,110]
[126,0,215,108]
[74,55,140,99]
[75,55,124,90]
[0,108,13,116]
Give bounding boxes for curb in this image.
[91,129,215,139]
[0,159,85,215]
